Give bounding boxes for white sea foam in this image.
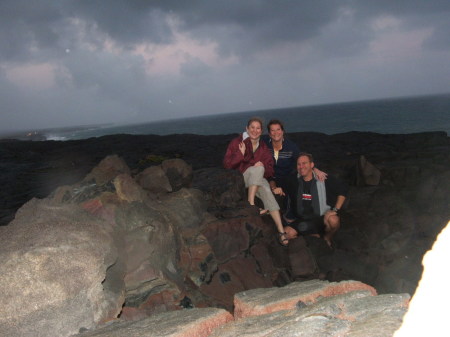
[45,134,68,141]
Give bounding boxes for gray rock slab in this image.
[72,308,233,337]
[211,290,408,337]
[0,198,122,337]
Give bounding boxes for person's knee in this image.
[250,165,265,176]
[246,166,265,185]
[325,215,340,231]
[285,226,298,239]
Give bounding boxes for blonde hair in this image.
[247,117,263,128]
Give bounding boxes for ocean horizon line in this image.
[1,92,450,141]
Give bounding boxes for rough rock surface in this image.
[0,131,448,336]
[233,280,377,319]
[212,286,409,337]
[73,280,410,337]
[0,156,281,336]
[0,199,122,337]
[75,308,233,337]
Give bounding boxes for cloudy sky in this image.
[1,1,449,133]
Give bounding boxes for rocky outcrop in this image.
[0,156,282,336]
[71,279,410,337]
[0,131,448,336]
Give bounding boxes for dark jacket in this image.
[262,136,300,182]
[283,172,348,218]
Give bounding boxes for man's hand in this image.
[272,187,285,196]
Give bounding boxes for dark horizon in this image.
[2,91,450,141]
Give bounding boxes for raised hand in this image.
[239,141,246,155]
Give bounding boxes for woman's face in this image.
[269,123,284,142]
[246,121,262,140]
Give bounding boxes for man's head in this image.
[297,153,315,179]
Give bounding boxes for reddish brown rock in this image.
[234,279,377,319]
[200,256,274,311]
[178,231,217,287]
[202,216,263,263]
[121,288,184,321]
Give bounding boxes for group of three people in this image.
[223,117,348,248]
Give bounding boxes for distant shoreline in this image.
[0,130,450,143]
[0,129,449,143]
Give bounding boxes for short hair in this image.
[267,119,285,133]
[247,117,264,128]
[298,152,314,163]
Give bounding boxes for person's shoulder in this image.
[260,137,271,148]
[261,135,271,145]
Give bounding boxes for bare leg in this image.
[323,211,340,247]
[269,210,285,234]
[270,210,289,246]
[247,185,258,205]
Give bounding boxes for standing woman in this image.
[223,117,288,246]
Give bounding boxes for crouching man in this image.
[283,153,348,248]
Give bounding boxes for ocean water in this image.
[6,93,450,141]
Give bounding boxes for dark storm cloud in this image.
[0,1,63,60]
[0,0,449,132]
[67,0,174,46]
[69,0,450,56]
[2,0,449,60]
[72,1,349,58]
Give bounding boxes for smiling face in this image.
[269,123,284,143]
[246,120,262,140]
[297,155,315,180]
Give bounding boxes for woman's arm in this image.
[224,137,251,170]
[314,167,328,182]
[259,145,275,178]
[223,139,243,169]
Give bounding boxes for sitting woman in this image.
[263,119,327,204]
[223,117,288,246]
